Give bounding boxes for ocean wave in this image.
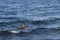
[0,28,60,34]
[0,15,20,18]
[31,17,60,25]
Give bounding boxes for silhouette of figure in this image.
[21,21,26,30]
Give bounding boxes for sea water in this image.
[0,0,60,40]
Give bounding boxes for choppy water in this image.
[0,0,60,40]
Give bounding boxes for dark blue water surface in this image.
[0,0,60,40]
